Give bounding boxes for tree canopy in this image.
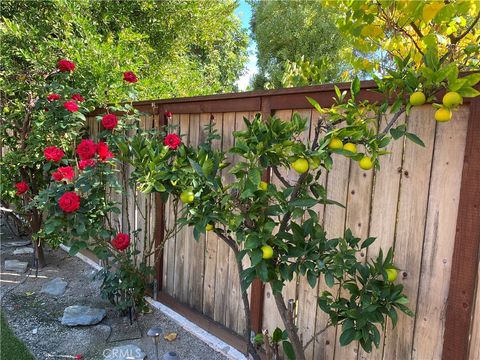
[0,0,248,105]
[249,0,350,89]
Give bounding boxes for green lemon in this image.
[328,137,343,150]
[180,190,194,204]
[261,245,274,260]
[258,181,268,191]
[442,92,462,108]
[205,223,214,231]
[410,92,426,106]
[291,158,309,174]
[386,268,398,282]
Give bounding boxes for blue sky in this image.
[234,0,258,91]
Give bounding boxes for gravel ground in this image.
[0,218,229,360]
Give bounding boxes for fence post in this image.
[442,97,480,360]
[154,103,167,294]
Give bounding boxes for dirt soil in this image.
[0,224,228,360]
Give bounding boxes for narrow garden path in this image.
[0,226,230,360]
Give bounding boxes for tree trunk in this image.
[271,286,306,360]
[233,247,261,360]
[31,211,46,268]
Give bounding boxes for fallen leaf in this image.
[164,332,177,341]
[25,291,35,296]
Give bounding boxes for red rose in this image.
[97,141,113,161]
[76,139,97,160]
[164,133,181,150]
[64,100,79,112]
[71,93,85,102]
[44,146,65,162]
[78,159,96,171]
[57,59,75,72]
[165,111,173,118]
[123,71,138,83]
[101,114,118,130]
[47,93,61,102]
[15,182,29,195]
[58,192,80,213]
[111,233,130,251]
[52,166,75,182]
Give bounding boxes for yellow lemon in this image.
[343,143,357,153]
[205,223,214,231]
[359,156,373,170]
[386,268,398,282]
[180,190,194,204]
[328,137,343,150]
[291,158,309,174]
[258,181,268,191]
[442,92,462,108]
[435,107,452,122]
[261,245,274,260]
[410,92,426,106]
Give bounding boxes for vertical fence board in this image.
[412,106,468,360]
[382,107,437,360]
[203,113,223,319]
[164,114,180,293]
[468,263,480,360]
[213,112,235,325]
[357,113,406,360]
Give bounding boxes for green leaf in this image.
[361,237,376,249]
[272,328,283,343]
[290,198,318,208]
[405,132,425,147]
[351,76,360,98]
[282,341,296,360]
[307,270,318,288]
[390,125,406,140]
[339,328,356,346]
[306,96,323,114]
[68,241,87,256]
[457,87,480,98]
[325,271,334,288]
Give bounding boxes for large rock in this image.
[61,305,106,326]
[4,259,28,273]
[103,344,146,360]
[13,247,34,255]
[41,277,68,297]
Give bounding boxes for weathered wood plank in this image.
[173,114,190,304]
[412,106,468,360]
[203,113,223,319]
[213,112,235,326]
[381,107,437,360]
[468,263,480,360]
[357,113,406,360]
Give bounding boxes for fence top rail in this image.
[89,77,478,116]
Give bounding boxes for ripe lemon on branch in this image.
[261,245,274,259]
[291,158,309,174]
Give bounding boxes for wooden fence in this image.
[89,81,480,360]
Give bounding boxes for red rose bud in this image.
[78,159,96,171]
[15,182,29,195]
[101,114,118,130]
[44,146,65,162]
[123,71,138,83]
[111,233,130,251]
[165,111,173,118]
[163,133,182,150]
[52,166,75,182]
[97,141,113,161]
[57,59,75,72]
[71,93,85,102]
[63,100,79,112]
[58,192,80,213]
[47,93,61,102]
[74,355,84,360]
[76,139,97,160]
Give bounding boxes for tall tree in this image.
[249,0,349,89]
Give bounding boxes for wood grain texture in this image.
[202,112,222,319]
[443,100,480,360]
[382,106,437,360]
[357,113,406,360]
[413,106,468,360]
[213,112,235,325]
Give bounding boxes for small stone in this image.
[61,305,106,326]
[103,344,145,360]
[13,247,34,255]
[32,328,38,334]
[3,240,31,248]
[41,277,68,297]
[4,259,28,273]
